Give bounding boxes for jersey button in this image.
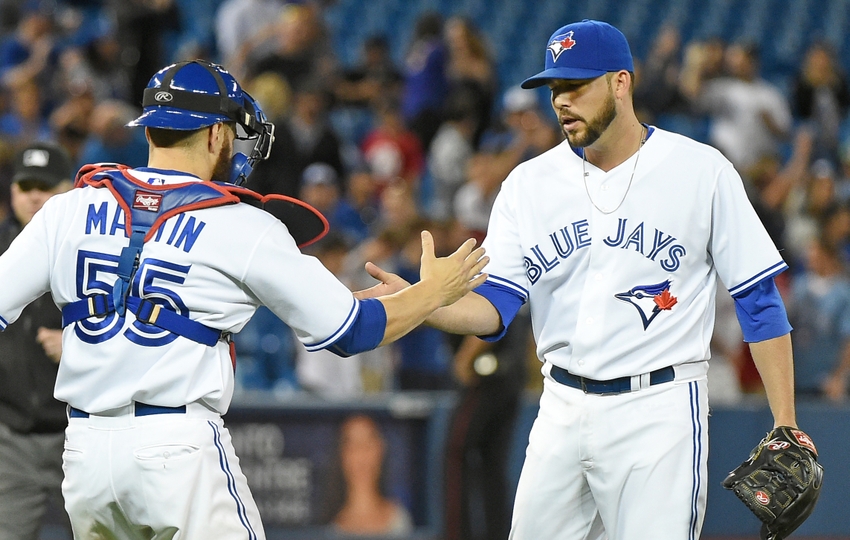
[586,317,594,324]
[578,360,585,366]
[601,185,609,191]
[595,273,603,281]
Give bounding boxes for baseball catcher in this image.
[722,426,824,540]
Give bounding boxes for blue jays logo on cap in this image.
[548,31,576,62]
[615,280,678,330]
[521,19,635,89]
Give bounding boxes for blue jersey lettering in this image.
[85,202,108,235]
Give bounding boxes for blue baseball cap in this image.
[521,19,634,89]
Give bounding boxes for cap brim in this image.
[127,107,228,130]
[520,67,608,89]
[12,170,63,187]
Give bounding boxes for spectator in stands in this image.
[59,14,131,103]
[686,41,792,171]
[679,36,726,100]
[634,25,687,124]
[444,16,496,146]
[788,237,850,402]
[300,162,370,246]
[741,128,815,261]
[453,151,505,244]
[0,77,50,150]
[242,2,335,88]
[215,0,285,66]
[346,164,382,233]
[247,76,344,198]
[244,70,292,124]
[361,96,425,192]
[111,0,180,99]
[76,99,148,169]
[822,203,850,265]
[785,158,842,267]
[329,414,414,536]
[0,0,57,90]
[333,34,404,108]
[426,88,478,223]
[791,41,850,166]
[479,85,560,173]
[401,11,449,151]
[169,0,220,61]
[48,91,94,165]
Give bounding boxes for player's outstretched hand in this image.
[419,230,488,307]
[353,262,411,300]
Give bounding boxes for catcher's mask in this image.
[127,60,274,186]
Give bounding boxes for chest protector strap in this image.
[61,165,243,346]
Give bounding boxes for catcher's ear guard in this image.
[722,426,824,540]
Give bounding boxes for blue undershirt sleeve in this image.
[326,298,387,357]
[731,277,792,343]
[472,281,527,342]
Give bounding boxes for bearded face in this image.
[211,131,233,183]
[563,82,617,148]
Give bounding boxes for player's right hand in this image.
[353,262,411,300]
[419,230,489,307]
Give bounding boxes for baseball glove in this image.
[722,426,824,540]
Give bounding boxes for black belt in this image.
[68,402,187,418]
[549,364,675,394]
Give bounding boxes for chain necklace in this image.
[582,125,647,215]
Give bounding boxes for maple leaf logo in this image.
[547,31,577,62]
[653,289,678,310]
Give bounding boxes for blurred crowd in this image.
[0,0,849,404]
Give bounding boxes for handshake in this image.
[353,230,493,346]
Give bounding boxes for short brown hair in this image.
[147,122,236,148]
[147,127,204,148]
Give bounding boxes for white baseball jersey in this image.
[481,127,786,380]
[0,168,358,414]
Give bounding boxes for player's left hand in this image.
[722,426,823,540]
[36,327,63,363]
[353,262,411,300]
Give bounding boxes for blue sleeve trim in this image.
[732,277,792,343]
[728,261,788,296]
[473,280,527,342]
[305,299,360,351]
[0,314,7,330]
[486,274,529,298]
[325,298,387,357]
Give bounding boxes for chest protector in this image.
[61,164,328,347]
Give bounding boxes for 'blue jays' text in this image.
[524,218,686,284]
[84,202,205,253]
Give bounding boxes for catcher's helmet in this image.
[128,60,274,185]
